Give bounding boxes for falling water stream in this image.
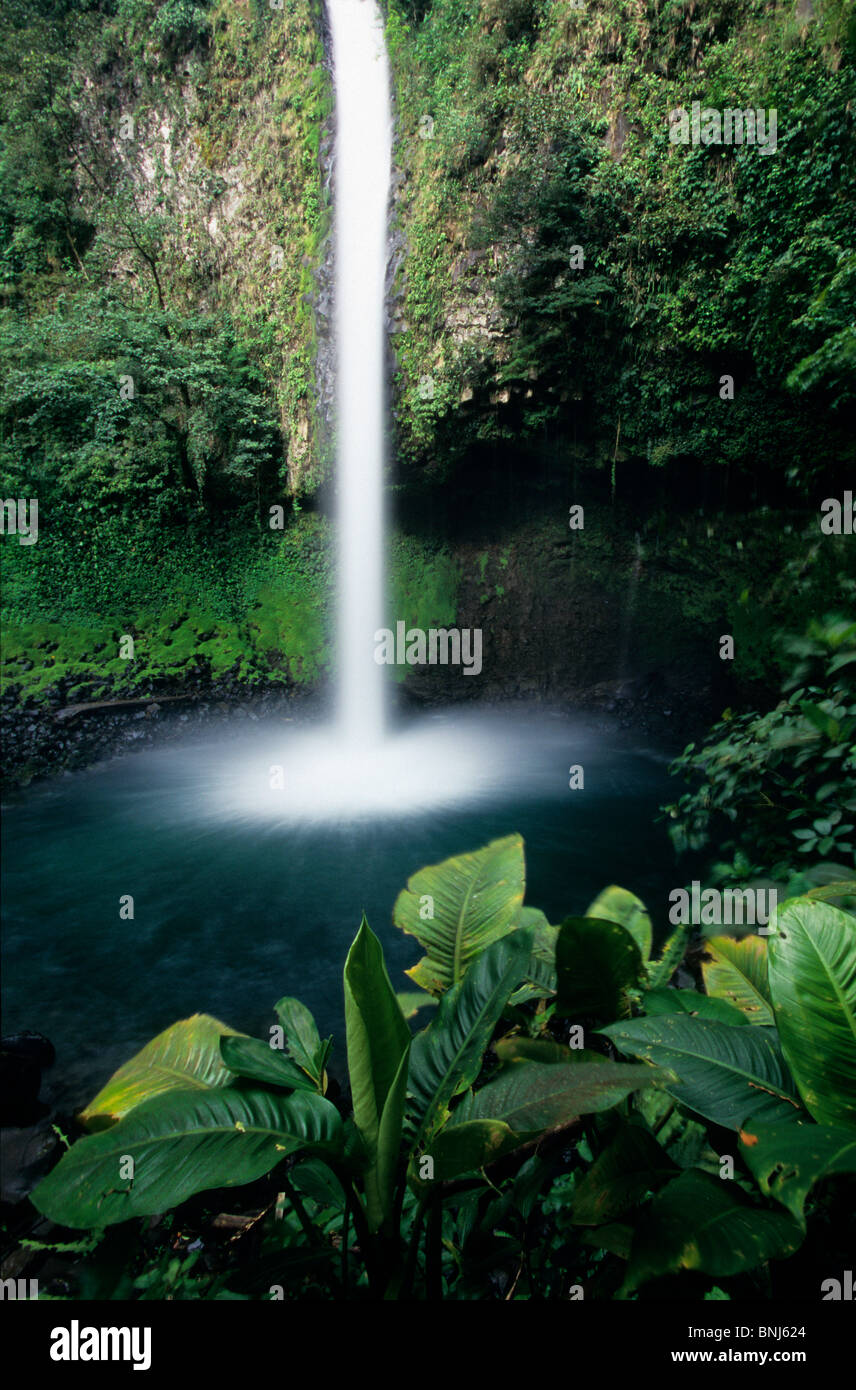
[329,0,391,746]
[0,2,684,1110]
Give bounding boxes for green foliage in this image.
[407,931,533,1147]
[385,535,460,682]
[273,996,333,1092]
[218,1035,320,1092]
[344,917,412,1234]
[767,897,856,1127]
[151,0,212,59]
[586,885,652,963]
[79,1014,242,1130]
[31,1087,344,1228]
[620,1170,804,1295]
[393,833,525,993]
[739,1121,856,1225]
[0,296,281,518]
[388,0,856,491]
[663,614,856,881]
[602,1015,804,1129]
[701,935,775,1025]
[450,1056,660,1132]
[29,835,856,1300]
[555,915,644,1021]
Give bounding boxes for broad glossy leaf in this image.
[414,1118,526,1184]
[587,886,652,962]
[394,834,525,994]
[622,1170,803,1293]
[636,1089,709,1170]
[702,936,774,1025]
[79,1015,242,1130]
[645,987,748,1025]
[450,1059,660,1133]
[509,914,558,1004]
[601,1016,804,1128]
[344,917,411,1231]
[768,898,856,1127]
[494,1037,588,1066]
[273,996,331,1087]
[739,1120,856,1223]
[219,1036,317,1092]
[408,931,532,1146]
[571,1124,678,1225]
[555,915,644,1021]
[291,1158,347,1211]
[32,1088,343,1228]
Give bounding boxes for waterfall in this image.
[204,0,545,822]
[327,0,392,747]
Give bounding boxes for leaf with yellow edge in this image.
[702,935,774,1025]
[79,1014,243,1131]
[586,885,652,962]
[394,834,526,994]
[411,1118,530,1186]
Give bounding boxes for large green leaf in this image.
[219,1036,317,1092]
[344,917,411,1232]
[644,987,749,1025]
[414,1118,527,1184]
[570,1124,678,1226]
[555,915,644,1021]
[408,931,532,1147]
[739,1119,856,1223]
[494,1037,588,1066]
[273,996,332,1090]
[636,1089,709,1169]
[79,1015,242,1131]
[768,898,856,1127]
[622,1170,804,1293]
[586,886,652,962]
[601,1016,804,1128]
[450,1058,661,1132]
[509,912,558,1004]
[31,1088,343,1228]
[291,1158,347,1211]
[394,834,526,994]
[702,935,774,1025]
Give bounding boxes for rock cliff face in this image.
[383,0,855,496]
[39,0,853,498]
[63,0,335,495]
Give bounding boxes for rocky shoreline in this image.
[1,656,720,792]
[0,675,323,790]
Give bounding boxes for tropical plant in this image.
[29,839,856,1300]
[663,615,856,884]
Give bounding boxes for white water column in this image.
[327,0,392,746]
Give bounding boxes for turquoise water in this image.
[1,706,685,1110]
